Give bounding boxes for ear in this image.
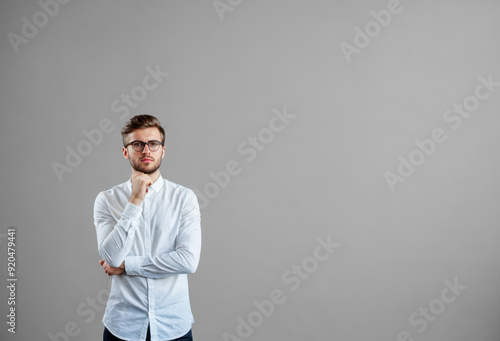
[122,146,129,159]
[161,146,166,159]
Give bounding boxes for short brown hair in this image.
[121,114,166,146]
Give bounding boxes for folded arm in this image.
[124,190,201,279]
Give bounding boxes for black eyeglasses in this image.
[125,140,163,152]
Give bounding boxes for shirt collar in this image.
[150,174,165,193]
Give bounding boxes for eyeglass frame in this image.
[124,140,164,152]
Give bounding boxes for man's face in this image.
[122,127,165,175]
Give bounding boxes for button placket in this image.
[144,192,155,323]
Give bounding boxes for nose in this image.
[142,143,152,154]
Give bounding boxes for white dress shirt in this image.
[93,174,201,341]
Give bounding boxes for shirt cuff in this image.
[124,256,142,276]
[122,202,143,219]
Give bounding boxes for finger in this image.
[99,260,104,265]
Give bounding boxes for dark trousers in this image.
[103,325,193,341]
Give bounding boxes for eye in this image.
[150,142,160,148]
[133,142,144,148]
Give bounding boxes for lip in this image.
[141,158,153,162]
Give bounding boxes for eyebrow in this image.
[129,140,161,143]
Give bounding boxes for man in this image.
[94,114,201,341]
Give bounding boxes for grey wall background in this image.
[1,0,500,340]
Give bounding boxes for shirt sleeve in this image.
[94,192,143,268]
[124,189,201,278]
